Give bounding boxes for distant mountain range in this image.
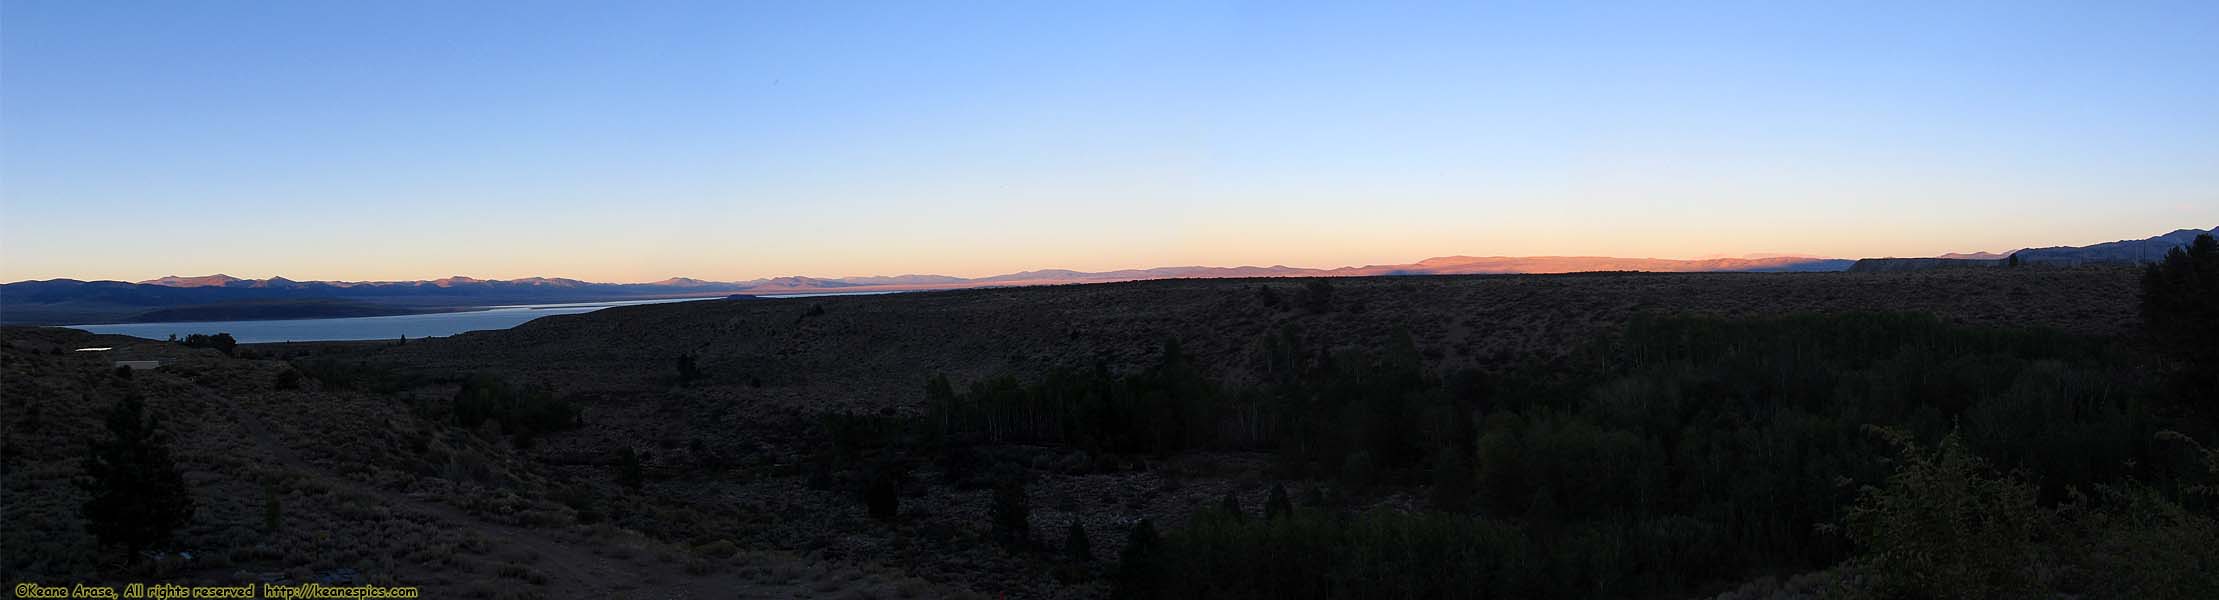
[1847,227,2216,273]
[4,226,2209,325]
[2013,227,2217,265]
[0,276,764,325]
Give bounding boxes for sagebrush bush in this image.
[289,359,418,394]
[1264,483,1292,521]
[2073,485,2219,599]
[1300,280,1334,314]
[1218,491,1244,522]
[1843,427,2056,598]
[990,470,1029,550]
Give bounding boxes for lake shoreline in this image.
[64,297,725,343]
[62,290,907,343]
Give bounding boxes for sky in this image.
[3,1,2215,283]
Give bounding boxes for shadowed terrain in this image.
[9,264,2212,599]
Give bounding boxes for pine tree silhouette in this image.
[80,393,196,560]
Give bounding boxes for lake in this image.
[67,291,893,343]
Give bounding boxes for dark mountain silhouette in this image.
[1848,226,2217,272]
[1844,258,2006,273]
[1935,251,2011,260]
[0,278,759,325]
[8,227,2204,325]
[125,300,435,322]
[2013,227,2217,265]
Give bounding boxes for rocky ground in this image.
[2,266,2146,598]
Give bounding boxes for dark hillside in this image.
[358,267,2143,410]
[11,265,2201,599]
[0,327,963,597]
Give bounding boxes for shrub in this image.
[2063,431,2219,598]
[555,485,603,524]
[1338,452,1375,495]
[1113,520,1161,600]
[805,450,835,491]
[1256,285,1284,310]
[262,486,283,533]
[937,443,984,488]
[1065,521,1093,562]
[693,539,738,559]
[617,448,643,492]
[178,332,238,355]
[1300,280,1335,314]
[1264,483,1293,521]
[453,374,581,444]
[864,463,901,521]
[675,354,701,385]
[273,368,301,390]
[1428,445,1473,513]
[922,339,1224,455]
[79,393,196,559]
[991,470,1030,550]
[1219,491,1244,522]
[2075,485,2219,599]
[1843,427,2056,598]
[290,359,417,394]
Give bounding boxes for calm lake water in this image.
[67,291,892,343]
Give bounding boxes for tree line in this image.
[916,236,2219,598]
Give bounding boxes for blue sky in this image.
[3,1,2214,282]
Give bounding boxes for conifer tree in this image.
[1113,519,1161,600]
[2141,234,2219,406]
[1065,521,1093,562]
[864,463,900,520]
[80,393,195,559]
[992,470,1030,549]
[1265,483,1293,521]
[618,447,644,491]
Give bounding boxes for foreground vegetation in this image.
[895,237,2219,598]
[905,311,2212,598]
[7,242,2208,598]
